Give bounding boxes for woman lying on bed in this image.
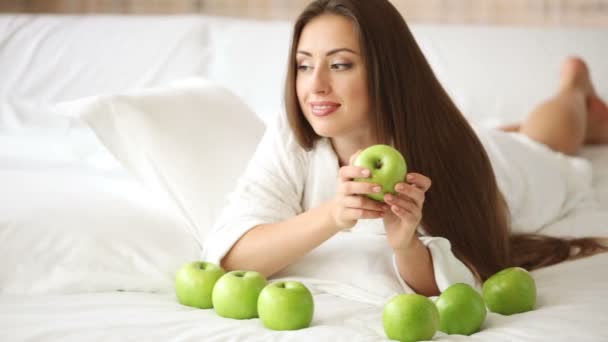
[203,0,608,296]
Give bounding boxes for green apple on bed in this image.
[257,281,314,330]
[483,267,537,315]
[212,270,267,319]
[435,283,487,335]
[353,144,408,202]
[174,261,226,309]
[383,293,439,342]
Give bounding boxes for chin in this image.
[305,113,353,139]
[310,123,348,139]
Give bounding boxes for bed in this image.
[1,14,607,341]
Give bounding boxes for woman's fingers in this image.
[338,180,382,196]
[333,196,387,227]
[384,192,422,221]
[405,173,432,192]
[392,183,425,208]
[344,195,388,213]
[338,165,371,182]
[343,208,385,219]
[387,199,420,222]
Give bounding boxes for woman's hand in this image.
[383,172,432,252]
[329,151,390,231]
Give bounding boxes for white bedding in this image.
[1,137,608,341]
[1,250,607,341]
[2,14,608,342]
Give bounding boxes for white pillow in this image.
[0,139,200,294]
[56,78,265,244]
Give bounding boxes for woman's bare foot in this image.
[560,56,608,144]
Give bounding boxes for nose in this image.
[311,66,330,95]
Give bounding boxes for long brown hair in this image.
[284,0,607,281]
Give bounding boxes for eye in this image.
[297,64,313,72]
[331,63,352,71]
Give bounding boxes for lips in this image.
[310,101,340,117]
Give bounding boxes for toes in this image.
[588,96,608,120]
[585,96,608,144]
[559,56,594,96]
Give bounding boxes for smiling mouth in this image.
[311,104,340,117]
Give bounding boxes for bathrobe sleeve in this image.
[202,115,307,265]
[392,236,479,294]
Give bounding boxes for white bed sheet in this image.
[1,142,608,341]
[1,254,607,341]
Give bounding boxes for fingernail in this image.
[362,169,370,176]
[407,174,414,181]
[372,186,381,193]
[396,184,404,191]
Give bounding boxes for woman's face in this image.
[296,14,372,140]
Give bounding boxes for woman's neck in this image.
[330,132,379,167]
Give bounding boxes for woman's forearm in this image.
[394,239,439,296]
[220,201,339,278]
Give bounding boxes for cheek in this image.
[347,79,370,115]
[352,72,369,99]
[353,83,368,103]
[296,79,307,107]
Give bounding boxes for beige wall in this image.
[1,0,607,27]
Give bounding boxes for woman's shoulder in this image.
[265,113,328,158]
[260,113,318,166]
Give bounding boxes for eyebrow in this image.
[296,48,359,57]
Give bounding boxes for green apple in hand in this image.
[383,293,439,342]
[353,144,407,202]
[435,283,486,335]
[175,261,226,309]
[257,281,314,330]
[483,267,536,315]
[212,270,267,319]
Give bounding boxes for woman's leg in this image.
[497,57,608,156]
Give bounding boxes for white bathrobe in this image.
[202,114,594,305]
